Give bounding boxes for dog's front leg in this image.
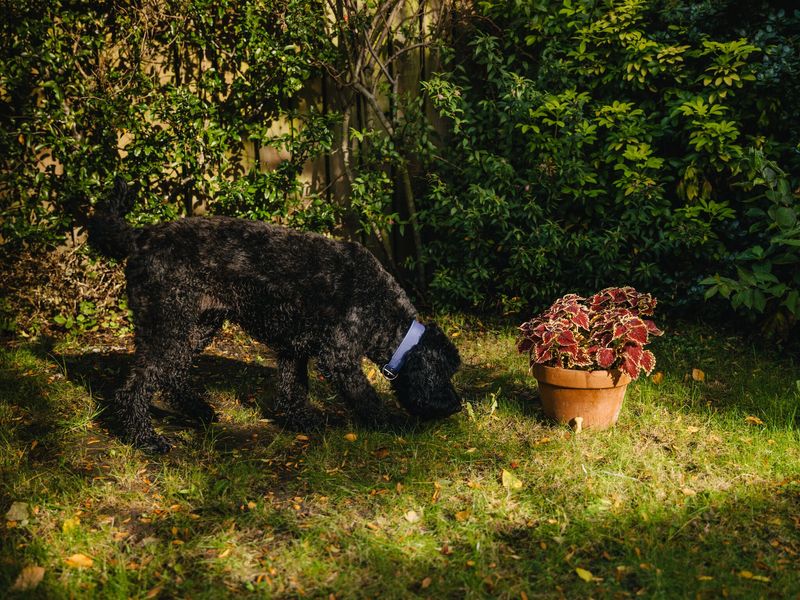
[274,355,324,430]
[323,362,394,427]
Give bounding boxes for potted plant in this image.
[517,287,663,430]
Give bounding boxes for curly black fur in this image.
[87,178,461,452]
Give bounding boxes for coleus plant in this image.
[517,287,663,380]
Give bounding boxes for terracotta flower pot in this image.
[532,365,632,430]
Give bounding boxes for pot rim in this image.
[531,364,632,389]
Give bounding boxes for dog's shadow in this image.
[45,345,415,449]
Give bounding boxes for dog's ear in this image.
[419,322,461,371]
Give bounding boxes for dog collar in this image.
[382,320,426,380]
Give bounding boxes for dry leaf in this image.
[681,487,697,496]
[686,426,700,434]
[6,501,29,523]
[404,510,420,523]
[11,565,45,591]
[421,576,432,589]
[651,371,664,384]
[454,510,471,522]
[295,434,310,442]
[744,415,765,426]
[374,447,390,459]
[146,585,164,599]
[501,469,523,491]
[575,567,593,582]
[65,553,93,569]
[440,543,453,556]
[218,548,232,559]
[691,368,705,382]
[344,433,357,442]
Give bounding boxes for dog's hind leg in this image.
[114,356,173,453]
[274,354,324,430]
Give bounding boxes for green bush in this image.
[420,0,800,314]
[0,0,335,246]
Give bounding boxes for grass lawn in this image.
[1,318,799,598]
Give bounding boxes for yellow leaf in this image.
[344,433,357,442]
[739,570,753,579]
[218,548,232,559]
[651,371,664,384]
[696,575,714,581]
[686,426,700,434]
[405,510,420,523]
[11,565,45,591]
[744,415,764,426]
[575,567,593,582]
[62,517,80,533]
[454,510,471,522]
[501,469,523,491]
[65,553,93,569]
[691,368,705,382]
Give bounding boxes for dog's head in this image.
[391,323,462,419]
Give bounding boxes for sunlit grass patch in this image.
[1,320,799,597]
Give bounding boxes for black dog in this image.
[88,179,461,452]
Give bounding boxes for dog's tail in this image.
[87,177,137,260]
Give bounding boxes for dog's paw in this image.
[282,407,326,432]
[131,431,172,454]
[192,402,218,425]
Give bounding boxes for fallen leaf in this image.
[696,575,714,581]
[405,510,420,523]
[651,371,664,384]
[374,447,390,459]
[440,543,453,556]
[454,510,471,522]
[421,576,432,589]
[65,553,93,569]
[575,567,593,582]
[295,434,310,442]
[62,517,80,533]
[681,487,697,496]
[691,368,705,382]
[6,501,29,523]
[501,469,523,491]
[744,415,765,426]
[686,426,700,434]
[146,585,163,599]
[344,433,357,442]
[218,548,232,559]
[11,565,45,591]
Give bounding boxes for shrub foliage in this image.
[421,0,800,320]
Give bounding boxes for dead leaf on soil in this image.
[501,469,523,491]
[421,576,432,589]
[6,501,29,524]
[405,510,420,523]
[65,553,94,569]
[651,371,664,385]
[454,509,471,522]
[344,433,357,442]
[691,368,705,382]
[744,415,765,426]
[11,565,45,591]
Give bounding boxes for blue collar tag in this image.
[382,320,426,380]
